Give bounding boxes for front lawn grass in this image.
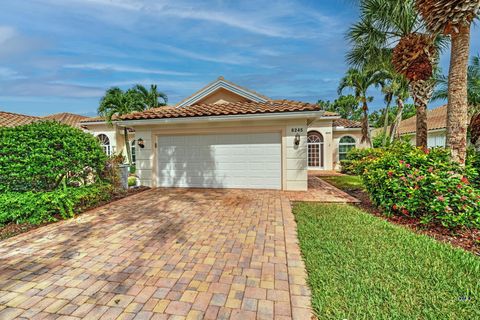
[320,175,364,191]
[293,202,480,320]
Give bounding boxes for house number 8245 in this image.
[291,128,304,133]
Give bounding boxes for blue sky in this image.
[0,0,479,117]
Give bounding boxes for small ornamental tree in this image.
[0,121,107,192]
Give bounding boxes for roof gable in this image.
[176,76,269,107]
[398,105,447,134]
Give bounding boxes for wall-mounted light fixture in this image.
[137,138,145,148]
[294,133,300,146]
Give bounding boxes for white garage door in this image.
[157,132,281,189]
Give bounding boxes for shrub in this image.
[0,183,114,225]
[0,121,107,192]
[128,176,137,187]
[362,145,480,229]
[340,147,385,175]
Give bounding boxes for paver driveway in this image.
[0,189,312,320]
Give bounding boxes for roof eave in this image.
[115,110,325,127]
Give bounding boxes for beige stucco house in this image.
[81,77,367,191]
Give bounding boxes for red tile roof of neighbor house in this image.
[398,104,447,135]
[82,100,330,123]
[0,111,40,127]
[332,118,362,128]
[43,113,91,128]
[0,111,90,128]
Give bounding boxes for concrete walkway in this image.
[0,189,313,320]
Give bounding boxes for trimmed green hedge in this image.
[0,121,107,192]
[0,183,114,225]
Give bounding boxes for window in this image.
[307,131,324,168]
[97,134,113,156]
[131,140,136,164]
[339,136,356,161]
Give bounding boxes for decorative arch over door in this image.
[97,134,113,156]
[307,131,324,168]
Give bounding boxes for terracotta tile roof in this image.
[43,112,90,128]
[0,111,40,127]
[82,100,322,123]
[398,104,447,135]
[332,118,362,128]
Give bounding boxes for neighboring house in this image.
[0,111,90,129]
[81,77,367,191]
[0,111,40,127]
[374,105,447,148]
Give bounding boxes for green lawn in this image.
[293,202,480,320]
[320,175,364,191]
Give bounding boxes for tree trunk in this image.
[124,127,132,164]
[361,99,372,147]
[409,80,433,150]
[382,97,392,146]
[390,98,404,143]
[446,24,470,164]
[416,103,428,149]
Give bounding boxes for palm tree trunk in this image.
[124,127,132,164]
[416,103,428,149]
[390,98,404,143]
[446,24,470,164]
[382,97,392,146]
[410,80,433,149]
[361,99,372,147]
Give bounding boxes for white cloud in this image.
[63,63,193,76]
[0,67,25,80]
[161,45,253,65]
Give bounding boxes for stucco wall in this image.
[404,130,446,148]
[195,88,250,105]
[84,124,134,157]
[132,118,308,191]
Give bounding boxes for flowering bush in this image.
[362,144,480,229]
[341,147,386,175]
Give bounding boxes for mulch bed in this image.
[0,186,150,241]
[341,187,479,256]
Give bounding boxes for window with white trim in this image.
[307,131,324,168]
[131,140,136,164]
[97,134,114,156]
[339,136,356,161]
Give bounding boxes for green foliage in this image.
[361,144,480,228]
[340,147,385,175]
[369,103,416,128]
[293,202,480,319]
[318,95,362,121]
[0,121,107,192]
[0,183,114,225]
[128,176,137,187]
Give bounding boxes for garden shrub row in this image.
[0,183,115,225]
[349,143,480,229]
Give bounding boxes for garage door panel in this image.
[157,132,281,189]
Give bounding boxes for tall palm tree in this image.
[134,84,168,108]
[97,88,147,164]
[416,0,480,163]
[338,68,386,146]
[389,77,411,143]
[433,54,480,149]
[346,0,443,149]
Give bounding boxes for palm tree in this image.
[416,0,480,163]
[97,88,147,164]
[433,54,480,149]
[389,77,411,143]
[338,68,386,146]
[346,0,443,149]
[134,84,168,108]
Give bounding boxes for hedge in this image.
[0,183,114,225]
[0,121,107,192]
[360,144,480,229]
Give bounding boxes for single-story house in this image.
[81,77,367,191]
[375,105,447,148]
[0,111,90,129]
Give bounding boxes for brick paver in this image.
[0,189,313,319]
